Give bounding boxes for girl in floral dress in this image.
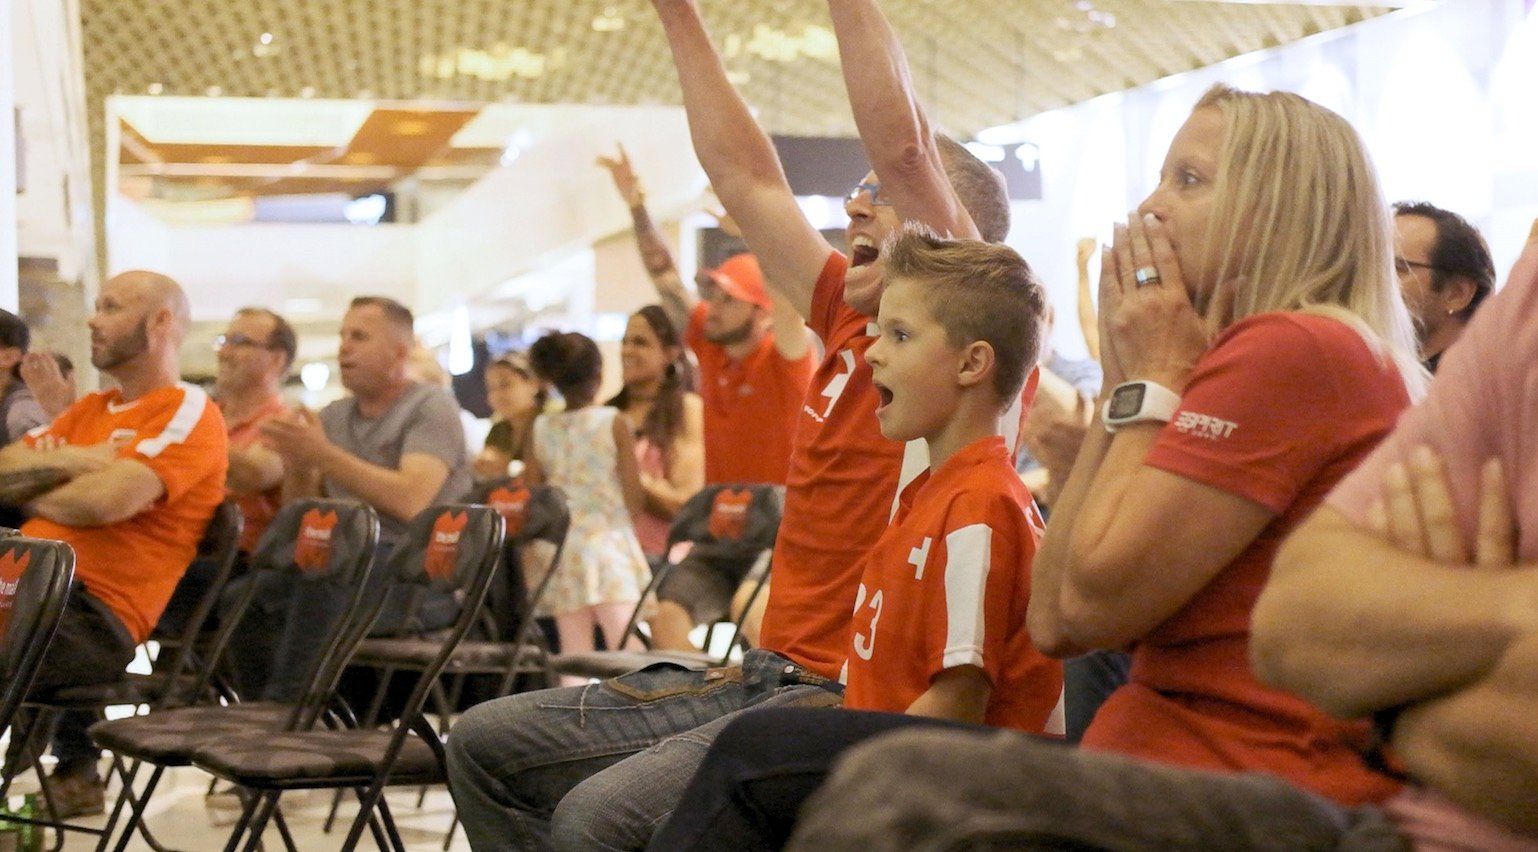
[526,331,649,677]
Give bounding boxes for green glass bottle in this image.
[13,795,39,852]
[0,794,19,852]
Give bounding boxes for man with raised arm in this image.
[446,2,1012,848]
[599,143,813,487]
[0,271,227,818]
[599,146,814,651]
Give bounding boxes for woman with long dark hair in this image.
[606,304,704,558]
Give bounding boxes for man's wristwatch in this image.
[1101,381,1181,432]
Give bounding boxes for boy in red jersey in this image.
[843,226,1060,728]
[641,226,1063,850]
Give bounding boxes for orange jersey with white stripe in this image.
[842,436,1061,732]
[24,383,227,642]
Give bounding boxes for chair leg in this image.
[342,777,406,852]
[321,788,345,833]
[239,790,286,852]
[95,756,142,852]
[222,787,266,852]
[373,789,409,852]
[442,814,459,851]
[270,800,300,852]
[105,762,155,852]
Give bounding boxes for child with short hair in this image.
[846,223,1062,728]
[645,225,1063,850]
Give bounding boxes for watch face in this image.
[1107,383,1147,420]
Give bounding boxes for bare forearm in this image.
[655,3,789,218]
[1028,416,1114,656]
[30,464,162,527]
[226,445,284,494]
[827,0,970,236]
[1393,631,1538,835]
[632,203,694,333]
[312,446,443,523]
[1255,508,1538,718]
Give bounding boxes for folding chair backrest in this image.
[473,480,570,642]
[666,484,784,559]
[362,504,504,727]
[151,499,244,704]
[615,484,785,648]
[0,536,75,734]
[246,498,380,726]
[250,497,379,585]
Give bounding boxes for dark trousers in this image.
[1064,649,1132,743]
[13,584,137,778]
[648,707,983,852]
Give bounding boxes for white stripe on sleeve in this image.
[135,383,210,458]
[941,523,992,669]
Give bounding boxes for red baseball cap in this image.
[699,253,771,311]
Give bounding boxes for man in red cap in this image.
[599,144,814,487]
[601,147,815,652]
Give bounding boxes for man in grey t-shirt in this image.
[231,296,471,701]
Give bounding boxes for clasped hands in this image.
[1095,213,1235,393]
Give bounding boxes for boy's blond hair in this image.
[884,223,1046,406]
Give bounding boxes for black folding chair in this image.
[350,481,569,722]
[1,501,242,848]
[551,483,783,681]
[89,498,380,852]
[337,483,567,847]
[188,503,505,852]
[45,499,243,714]
[0,534,76,774]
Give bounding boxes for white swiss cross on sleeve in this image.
[908,536,932,580]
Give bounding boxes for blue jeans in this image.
[789,727,1410,851]
[445,649,842,851]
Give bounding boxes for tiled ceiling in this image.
[85,0,1395,139]
[84,0,1400,223]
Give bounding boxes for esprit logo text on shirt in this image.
[0,548,27,638]
[707,489,753,541]
[1173,410,1238,441]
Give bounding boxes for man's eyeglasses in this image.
[846,180,892,207]
[1394,257,1442,276]
[213,333,274,351]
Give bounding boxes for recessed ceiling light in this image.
[147,82,164,95]
[259,32,274,45]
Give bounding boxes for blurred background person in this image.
[527,330,650,675]
[0,308,48,444]
[1391,200,1495,372]
[605,305,704,559]
[474,350,546,481]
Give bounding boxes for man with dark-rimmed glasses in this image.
[157,307,297,637]
[1392,201,1495,372]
